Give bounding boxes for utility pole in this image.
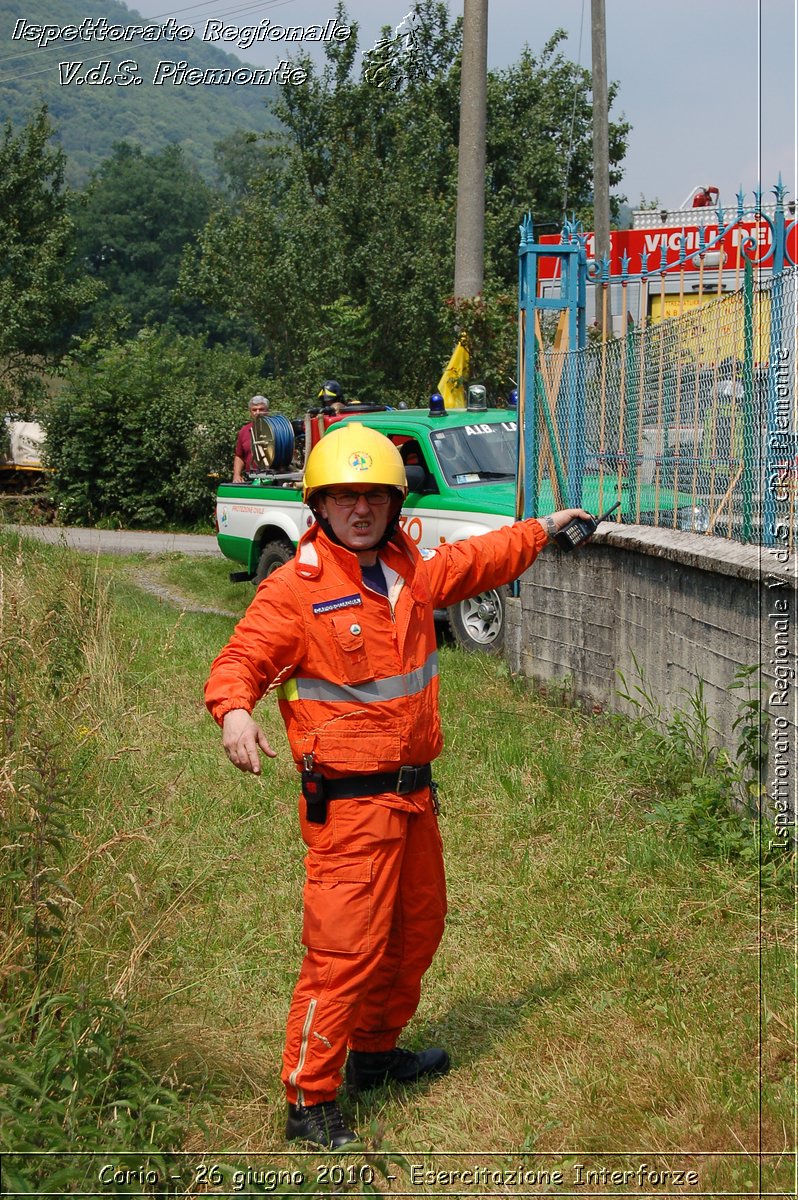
[591,0,611,335]
[453,0,488,298]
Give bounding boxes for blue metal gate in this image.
[517,182,797,547]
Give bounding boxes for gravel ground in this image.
[3,525,222,556]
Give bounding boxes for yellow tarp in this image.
[648,290,771,365]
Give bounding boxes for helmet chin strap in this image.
[374,507,403,549]
[313,510,346,548]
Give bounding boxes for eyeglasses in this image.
[324,490,393,508]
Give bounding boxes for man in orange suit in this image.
[206,423,590,1148]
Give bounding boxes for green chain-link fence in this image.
[534,266,797,543]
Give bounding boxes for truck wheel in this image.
[254,539,294,584]
[447,587,506,654]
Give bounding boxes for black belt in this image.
[323,763,433,800]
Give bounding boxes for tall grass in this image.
[0,537,195,1194]
[0,538,793,1197]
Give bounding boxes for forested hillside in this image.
[0,0,279,184]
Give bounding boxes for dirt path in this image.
[4,523,239,618]
[130,568,239,618]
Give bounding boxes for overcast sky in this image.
[44,0,798,213]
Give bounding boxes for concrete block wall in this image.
[506,525,796,834]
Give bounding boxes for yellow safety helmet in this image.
[303,423,407,505]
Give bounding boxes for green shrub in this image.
[0,996,190,1194]
[43,330,271,527]
[615,661,787,881]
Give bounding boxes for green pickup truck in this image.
[216,405,702,653]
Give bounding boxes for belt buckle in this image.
[396,765,417,795]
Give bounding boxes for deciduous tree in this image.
[70,143,217,339]
[0,106,98,409]
[44,329,269,527]
[181,6,629,404]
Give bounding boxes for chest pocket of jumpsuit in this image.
[329,612,373,684]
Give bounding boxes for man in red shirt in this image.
[232,395,270,482]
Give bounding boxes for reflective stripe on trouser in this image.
[281,791,447,1106]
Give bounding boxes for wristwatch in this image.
[543,515,557,542]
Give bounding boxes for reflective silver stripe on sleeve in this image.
[293,651,438,704]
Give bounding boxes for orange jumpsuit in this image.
[205,517,548,1105]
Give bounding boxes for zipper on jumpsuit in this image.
[382,592,399,652]
[361,577,398,627]
[289,997,317,1105]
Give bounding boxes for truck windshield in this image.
[429,421,517,486]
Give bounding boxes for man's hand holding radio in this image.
[542,501,622,551]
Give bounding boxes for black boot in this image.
[285,1100,358,1149]
[346,1046,450,1092]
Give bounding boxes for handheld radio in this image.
[553,500,621,552]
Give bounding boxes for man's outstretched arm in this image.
[423,509,593,609]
